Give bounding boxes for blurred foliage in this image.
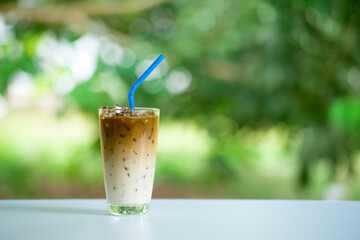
[0,0,360,199]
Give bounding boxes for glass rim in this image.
[98,106,160,111]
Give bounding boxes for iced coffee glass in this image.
[99,106,159,215]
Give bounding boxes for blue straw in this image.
[128,54,165,109]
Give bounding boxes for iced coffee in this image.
[99,105,159,215]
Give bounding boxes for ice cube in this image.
[105,109,115,117]
[115,108,123,114]
[147,110,155,116]
[131,109,139,117]
[123,108,133,117]
[114,110,123,117]
[140,110,154,117]
[114,104,124,109]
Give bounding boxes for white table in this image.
[0,199,359,240]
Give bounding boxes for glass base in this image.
[108,203,149,216]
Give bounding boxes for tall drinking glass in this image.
[99,106,159,215]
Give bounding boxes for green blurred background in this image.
[0,0,360,200]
